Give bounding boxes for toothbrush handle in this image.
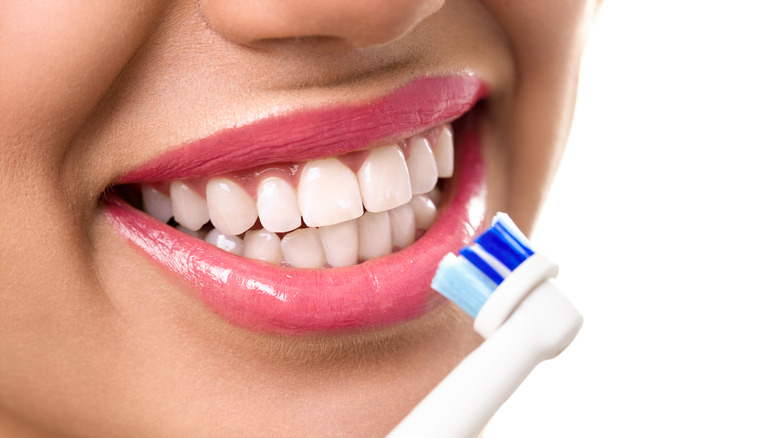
[387,279,583,438]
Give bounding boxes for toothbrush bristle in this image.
[459,247,504,285]
[474,226,531,271]
[431,254,497,318]
[430,213,535,318]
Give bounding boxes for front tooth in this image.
[357,211,392,261]
[357,145,412,213]
[409,194,437,230]
[319,220,358,267]
[281,228,326,269]
[257,176,301,233]
[141,184,173,223]
[298,158,363,227]
[244,229,283,264]
[170,181,210,231]
[388,204,415,249]
[205,228,245,256]
[206,178,257,235]
[406,137,439,195]
[434,125,454,178]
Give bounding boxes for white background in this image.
[485,2,780,436]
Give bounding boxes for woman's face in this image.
[0,1,597,436]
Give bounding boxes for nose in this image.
[200,0,445,48]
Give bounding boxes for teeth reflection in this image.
[206,178,257,236]
[409,194,437,230]
[141,184,173,223]
[298,158,363,227]
[357,145,412,213]
[244,229,283,264]
[406,137,438,195]
[319,220,359,267]
[281,228,326,269]
[433,125,454,178]
[388,204,415,249]
[170,181,209,231]
[357,211,393,261]
[204,228,244,256]
[257,177,301,233]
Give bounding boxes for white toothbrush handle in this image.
[387,279,583,438]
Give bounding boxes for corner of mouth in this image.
[102,75,490,335]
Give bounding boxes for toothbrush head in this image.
[431,212,536,318]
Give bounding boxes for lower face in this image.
[0,1,595,437]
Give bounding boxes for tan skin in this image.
[0,1,598,436]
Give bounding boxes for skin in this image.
[0,1,598,437]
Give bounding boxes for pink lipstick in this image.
[105,75,488,335]
[120,75,486,183]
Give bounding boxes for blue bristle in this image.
[459,246,505,284]
[474,227,528,271]
[431,253,497,318]
[430,212,536,317]
[493,212,534,253]
[493,220,534,259]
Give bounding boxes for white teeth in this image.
[357,145,412,213]
[319,220,359,267]
[298,158,363,227]
[256,177,301,233]
[204,228,244,256]
[434,125,454,178]
[406,137,439,195]
[206,178,257,236]
[244,229,283,264]
[388,204,416,249]
[357,211,392,261]
[281,228,326,269]
[141,184,173,223]
[156,124,453,265]
[409,194,437,230]
[170,181,210,231]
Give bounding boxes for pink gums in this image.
[104,123,486,335]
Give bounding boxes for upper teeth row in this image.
[139,124,453,250]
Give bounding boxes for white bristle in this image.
[431,253,497,318]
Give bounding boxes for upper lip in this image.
[105,74,489,335]
[118,74,487,184]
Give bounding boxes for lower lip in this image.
[104,117,487,335]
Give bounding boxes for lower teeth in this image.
[134,186,442,269]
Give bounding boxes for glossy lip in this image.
[105,75,488,335]
[119,75,487,183]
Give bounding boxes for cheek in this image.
[0,2,166,434]
[0,0,167,375]
[0,1,166,182]
[481,0,599,231]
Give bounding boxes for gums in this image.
[104,77,488,335]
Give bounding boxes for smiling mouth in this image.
[103,75,489,335]
[120,123,453,268]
